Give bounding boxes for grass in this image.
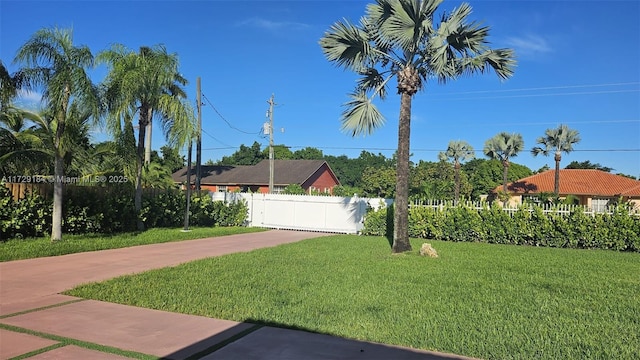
[66,235,640,359]
[0,226,265,262]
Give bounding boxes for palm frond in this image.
[341,92,385,136]
[532,124,581,157]
[458,48,516,80]
[442,140,475,162]
[531,145,547,156]
[157,94,196,148]
[374,0,421,51]
[319,19,374,72]
[484,132,524,160]
[356,68,392,100]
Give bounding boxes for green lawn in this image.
[66,235,640,359]
[0,227,265,262]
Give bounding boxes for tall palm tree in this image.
[483,132,524,193]
[438,140,474,203]
[98,44,195,231]
[531,124,580,196]
[319,0,515,253]
[14,27,101,241]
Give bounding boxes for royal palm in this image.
[531,124,580,196]
[320,0,515,252]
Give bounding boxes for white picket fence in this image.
[410,199,640,217]
[211,192,392,234]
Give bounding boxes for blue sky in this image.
[2,0,639,177]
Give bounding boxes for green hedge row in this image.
[362,204,640,251]
[0,185,248,240]
[140,190,248,229]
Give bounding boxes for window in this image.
[591,198,610,213]
[273,185,285,194]
[217,185,227,193]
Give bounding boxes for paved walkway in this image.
[0,230,476,360]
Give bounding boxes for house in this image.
[496,169,640,210]
[171,159,341,194]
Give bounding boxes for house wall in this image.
[302,165,339,194]
[201,185,217,192]
[255,186,270,194]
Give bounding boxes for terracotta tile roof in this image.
[172,159,338,186]
[501,169,640,197]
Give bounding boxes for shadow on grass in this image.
[160,318,470,360]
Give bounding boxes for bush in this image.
[283,184,306,195]
[0,184,51,239]
[1,184,249,240]
[362,203,640,252]
[361,206,387,236]
[141,189,185,228]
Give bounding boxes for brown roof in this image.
[172,159,338,186]
[502,169,640,197]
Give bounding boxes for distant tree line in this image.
[202,141,536,200]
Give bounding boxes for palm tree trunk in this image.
[51,153,64,241]
[135,110,149,231]
[502,159,510,193]
[392,92,412,253]
[51,90,68,242]
[554,152,561,196]
[454,161,461,204]
[183,140,192,230]
[144,121,152,164]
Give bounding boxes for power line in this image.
[201,93,261,135]
[433,119,640,128]
[201,146,238,151]
[201,128,233,148]
[426,89,639,101]
[430,81,640,96]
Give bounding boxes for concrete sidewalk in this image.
[0,230,476,360]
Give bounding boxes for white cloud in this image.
[236,17,310,32]
[14,89,42,110]
[504,34,552,56]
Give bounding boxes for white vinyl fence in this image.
[211,192,392,234]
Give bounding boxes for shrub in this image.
[1,184,249,241]
[442,205,484,242]
[283,184,306,195]
[3,190,52,239]
[140,189,184,228]
[64,203,102,234]
[361,206,387,236]
[361,203,640,252]
[480,203,511,244]
[213,198,249,227]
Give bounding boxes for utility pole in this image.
[267,94,275,193]
[195,77,202,196]
[183,139,192,231]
